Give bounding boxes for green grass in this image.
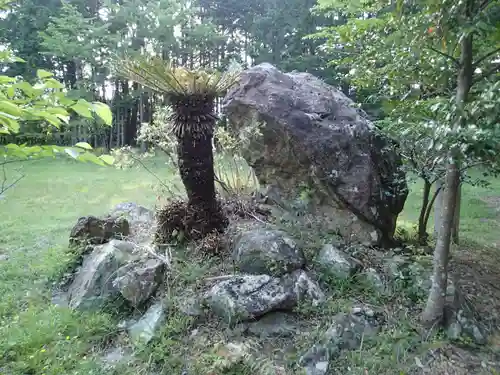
[1,158,500,374]
[398,172,500,247]
[0,157,177,374]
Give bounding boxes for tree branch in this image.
[1,162,25,196]
[473,47,500,67]
[423,183,442,232]
[427,46,460,66]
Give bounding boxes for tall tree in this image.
[422,0,500,325]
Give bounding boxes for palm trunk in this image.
[177,133,217,210]
[176,130,226,237]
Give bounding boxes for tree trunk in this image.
[434,180,443,237]
[423,183,442,235]
[452,183,461,244]
[422,28,473,326]
[176,131,225,236]
[418,179,432,245]
[421,161,460,325]
[177,132,216,208]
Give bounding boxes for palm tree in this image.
[115,56,240,240]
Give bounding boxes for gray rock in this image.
[383,254,409,280]
[128,300,166,346]
[362,267,387,293]
[113,258,164,307]
[316,244,360,279]
[110,202,155,244]
[244,312,298,338]
[178,295,205,318]
[299,306,381,374]
[232,228,305,277]
[443,277,487,345]
[101,345,134,370]
[223,63,407,245]
[203,270,324,324]
[69,215,129,245]
[67,240,138,310]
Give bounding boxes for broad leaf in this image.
[36,69,54,79]
[70,99,93,118]
[92,102,113,126]
[64,148,81,159]
[74,142,93,150]
[99,154,115,165]
[0,100,22,117]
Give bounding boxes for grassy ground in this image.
[1,158,499,374]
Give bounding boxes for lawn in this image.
[0,157,499,374]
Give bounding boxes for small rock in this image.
[67,240,138,310]
[110,202,155,244]
[382,254,409,279]
[316,244,360,279]
[128,300,166,346]
[299,307,381,373]
[213,341,253,371]
[244,312,298,338]
[0,254,8,262]
[101,345,134,369]
[178,294,205,318]
[203,270,324,324]
[70,215,129,245]
[113,258,164,307]
[363,267,387,293]
[232,228,305,277]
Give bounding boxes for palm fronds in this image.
[113,54,241,98]
[113,55,241,138]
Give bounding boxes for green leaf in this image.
[47,107,70,116]
[71,99,93,118]
[0,75,16,84]
[64,148,81,159]
[44,78,65,89]
[77,151,106,166]
[36,69,54,79]
[92,102,113,126]
[74,142,93,150]
[0,113,20,133]
[6,86,15,97]
[0,100,22,117]
[99,154,114,165]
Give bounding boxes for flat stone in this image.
[128,300,166,346]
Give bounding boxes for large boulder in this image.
[223,63,407,245]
